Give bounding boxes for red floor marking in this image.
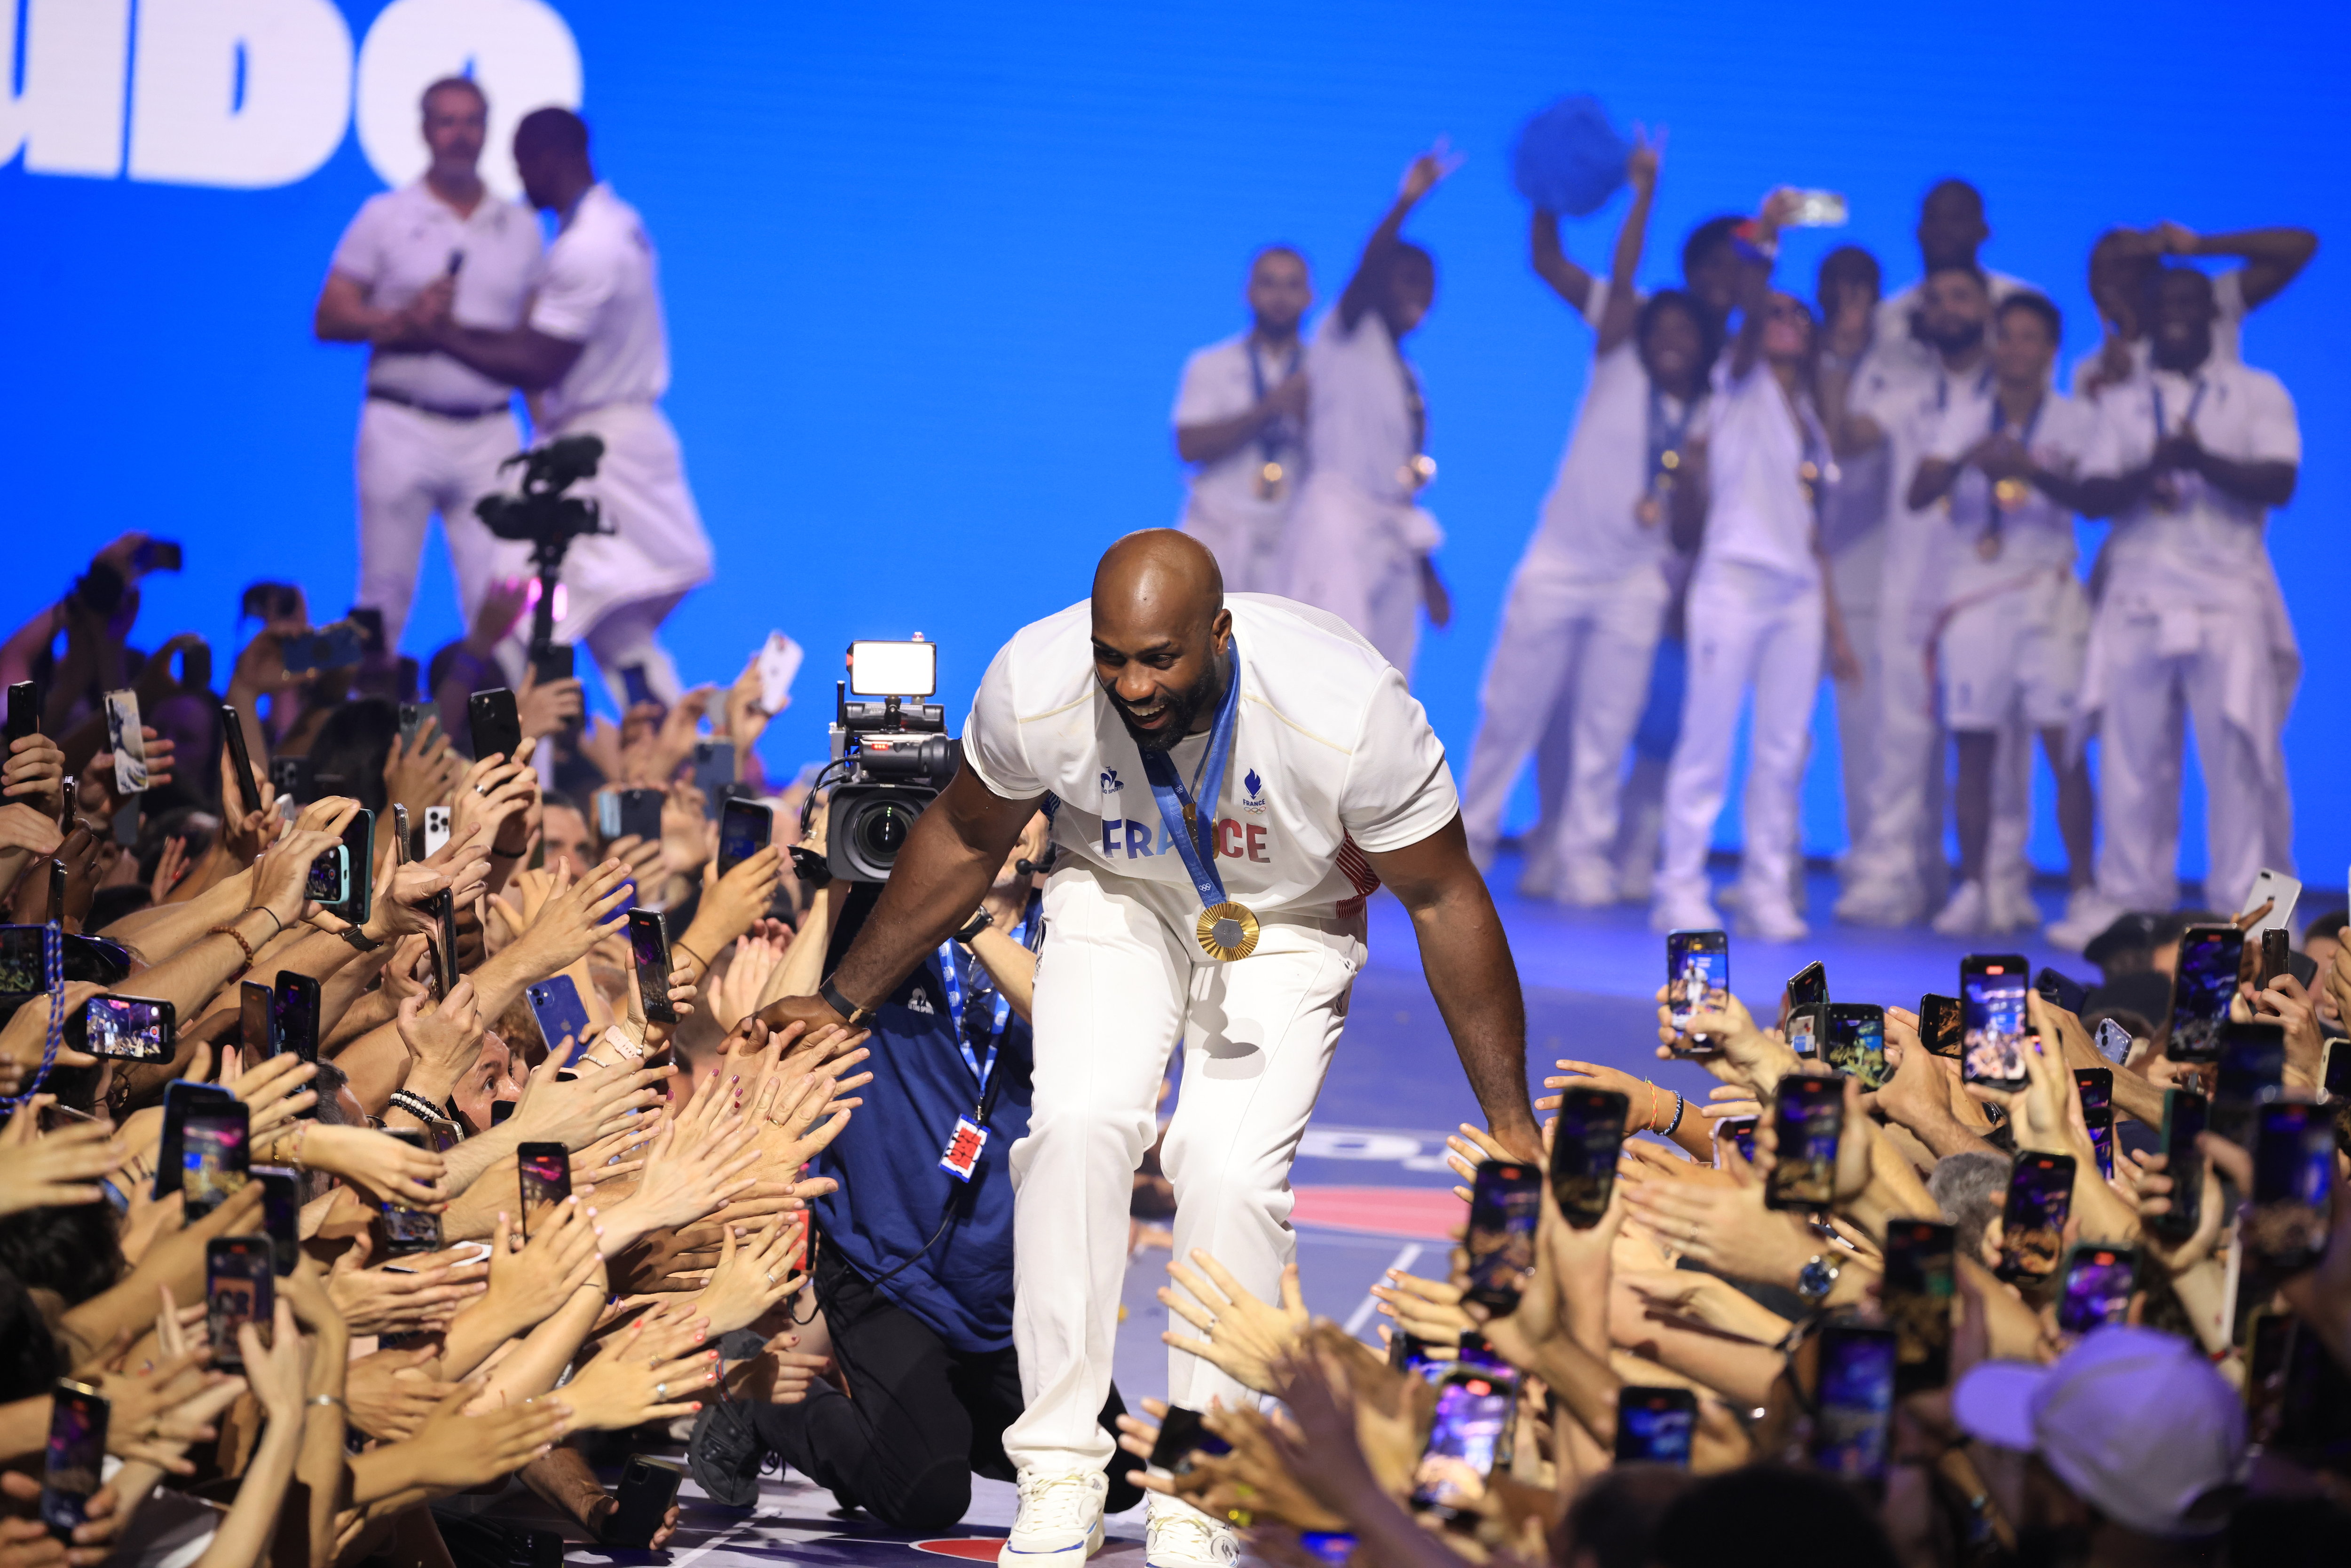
[910,1541,1004,1560]
[1290,1185,1463,1239]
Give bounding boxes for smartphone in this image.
[78,993,173,1062]
[429,889,459,993]
[627,910,677,1025]
[518,1142,571,1234]
[1462,1162,1541,1311]
[39,1379,108,1538]
[274,972,321,1067]
[1882,1219,1956,1395]
[256,1166,301,1276]
[602,787,663,845]
[2239,868,2301,938]
[2093,1017,2133,1066]
[2324,1040,2351,1103]
[2274,1316,2351,1457]
[392,803,410,867]
[1547,1088,1627,1229]
[1919,994,1962,1060]
[1410,1364,1519,1522]
[334,807,374,927]
[153,1080,234,1199]
[716,797,773,880]
[530,643,576,686]
[1811,1323,1897,1481]
[2169,926,2243,1064]
[468,687,523,763]
[213,702,262,816]
[525,976,593,1067]
[1146,1403,1235,1473]
[756,632,803,716]
[691,740,736,806]
[129,538,184,575]
[5,681,36,743]
[103,690,148,793]
[1612,1386,1697,1466]
[1823,1003,1893,1089]
[379,1128,443,1256]
[2056,1245,2138,1336]
[1714,1114,1758,1167]
[1297,1535,1357,1568]
[1785,189,1850,228]
[606,1456,685,1549]
[2246,1311,2294,1446]
[619,664,658,711]
[205,1236,273,1371]
[2246,1102,2332,1274]
[2213,1021,2287,1152]
[1960,954,2031,1091]
[423,805,451,858]
[181,1100,251,1220]
[1666,929,1728,1055]
[2075,1068,2115,1179]
[47,860,65,924]
[1786,1002,1823,1061]
[1765,1074,1841,1212]
[1785,961,1827,1010]
[2153,1089,2210,1242]
[2035,966,2090,1017]
[396,701,427,756]
[303,842,350,907]
[1996,1152,2075,1282]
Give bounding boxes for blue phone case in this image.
[526,976,595,1067]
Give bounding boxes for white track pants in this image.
[1002,869,1363,1475]
[1842,609,1946,909]
[1825,537,1881,865]
[1460,554,1669,896]
[353,400,524,649]
[1657,561,1824,908]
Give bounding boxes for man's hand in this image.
[1398,138,1463,205]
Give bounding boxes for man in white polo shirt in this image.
[315,76,543,649]
[1171,247,1312,593]
[758,530,1539,1568]
[415,107,713,704]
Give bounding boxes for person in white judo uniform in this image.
[1170,247,1313,594]
[315,76,543,650]
[412,107,714,705]
[2058,266,2301,936]
[758,531,1540,1568]
[1652,192,1856,942]
[1280,147,1458,681]
[1460,135,1718,904]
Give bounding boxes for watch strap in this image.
[819,975,876,1026]
[954,912,993,946]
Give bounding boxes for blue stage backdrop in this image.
[2,0,2343,887]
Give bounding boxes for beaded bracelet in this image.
[209,923,256,968]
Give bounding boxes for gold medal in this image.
[1257,460,1286,500]
[1659,449,1680,473]
[1196,900,1261,962]
[1993,476,2029,513]
[1397,453,1436,492]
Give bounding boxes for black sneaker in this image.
[688,1399,769,1508]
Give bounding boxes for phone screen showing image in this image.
[1811,1325,1898,1481]
[2169,926,2244,1064]
[2075,1069,2114,1179]
[1998,1153,2075,1281]
[181,1103,250,1221]
[1918,995,1961,1059]
[39,1380,108,1536]
[1714,1115,1757,1166]
[303,843,348,905]
[241,980,276,1057]
[1547,1088,1627,1229]
[1411,1368,1518,1518]
[257,1167,301,1276]
[103,690,147,793]
[205,1237,272,1372]
[1612,1386,1696,1466]
[2056,1245,2138,1336]
[1665,930,1728,1052]
[1961,956,2030,1090]
[274,973,320,1067]
[518,1143,571,1235]
[1462,1163,1541,1311]
[2247,1102,2333,1275]
[716,798,773,880]
[1882,1219,1956,1395]
[1765,1075,1841,1211]
[1823,1004,1892,1089]
[627,911,676,1024]
[83,994,171,1061]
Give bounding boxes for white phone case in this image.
[104,689,148,793]
[2239,869,2300,937]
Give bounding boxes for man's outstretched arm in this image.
[757,761,1038,1029]
[1363,813,1539,1161]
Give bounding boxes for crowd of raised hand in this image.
[0,536,873,1566]
[1121,922,2351,1567]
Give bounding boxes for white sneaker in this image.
[1986,877,2041,934]
[1651,889,1723,934]
[2045,888,2125,954]
[1554,862,1619,908]
[1739,897,1809,944]
[1145,1501,1239,1568]
[1001,1470,1107,1566]
[1931,880,1989,937]
[1834,877,1922,929]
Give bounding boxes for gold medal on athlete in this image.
[1397,453,1436,492]
[1196,900,1261,962]
[1993,476,2029,513]
[1257,460,1286,501]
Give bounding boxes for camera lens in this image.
[858,803,911,859]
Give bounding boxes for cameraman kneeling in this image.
[692,810,1144,1529]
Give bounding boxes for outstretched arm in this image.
[1339,143,1459,331]
[2158,221,2318,310]
[1528,211,1594,315]
[1725,192,1794,383]
[1363,815,1538,1160]
[1593,131,1661,357]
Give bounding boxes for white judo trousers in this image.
[353,400,526,648]
[1460,554,1670,899]
[1657,562,1823,909]
[1280,475,1437,680]
[1001,867,1362,1474]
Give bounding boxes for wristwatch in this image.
[953,912,993,947]
[1795,1253,1841,1309]
[819,975,877,1027]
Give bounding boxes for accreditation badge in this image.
[939,1116,988,1182]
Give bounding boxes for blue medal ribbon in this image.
[935,904,1035,1102]
[2152,378,2207,439]
[1136,639,1243,918]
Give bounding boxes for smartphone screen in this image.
[154,1081,234,1199]
[39,1379,108,1536]
[1462,1162,1541,1311]
[379,1129,443,1255]
[2169,926,2243,1064]
[430,889,459,993]
[525,976,593,1066]
[205,1237,272,1371]
[82,994,172,1061]
[627,910,677,1024]
[1882,1219,1956,1395]
[1811,1324,1898,1481]
[2217,1022,2286,1103]
[1960,955,2031,1090]
[1765,1075,1841,1212]
[103,690,148,793]
[1547,1088,1627,1229]
[518,1142,571,1235]
[1666,929,1728,1054]
[1904,995,1957,1062]
[1786,961,1827,1009]
[1714,1115,1758,1166]
[1823,1004,1893,1089]
[2075,1068,2115,1179]
[2246,1102,2333,1274]
[274,972,320,1066]
[240,980,276,1058]
[2154,1090,2209,1242]
[337,807,374,927]
[256,1166,301,1276]
[2324,1040,2351,1102]
[2056,1245,2138,1335]
[182,1101,251,1220]
[1613,1386,1696,1466]
[1997,1153,2075,1281]
[1146,1404,1233,1473]
[1786,1003,1822,1061]
[716,798,774,880]
[1410,1367,1518,1519]
[467,688,523,762]
[302,843,348,906]
[619,664,658,711]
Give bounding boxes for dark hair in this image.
[0,1269,60,1403]
[1652,1466,1901,1568]
[1251,244,1308,273]
[1636,289,1723,376]
[306,698,400,813]
[1681,214,1743,280]
[1557,1464,1693,1568]
[1925,259,1990,294]
[1923,177,1985,218]
[2305,909,2349,946]
[514,106,589,160]
[1996,291,2063,349]
[1816,244,1882,305]
[0,1202,123,1308]
[419,76,486,115]
[1384,242,1435,299]
[541,788,583,817]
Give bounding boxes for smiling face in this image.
[1639,299,1708,394]
[1089,532,1230,754]
[2150,268,2217,372]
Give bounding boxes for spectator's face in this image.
[543,805,594,880]
[1246,251,1311,338]
[452,1031,523,1133]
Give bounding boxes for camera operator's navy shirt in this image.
[810,927,1034,1356]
